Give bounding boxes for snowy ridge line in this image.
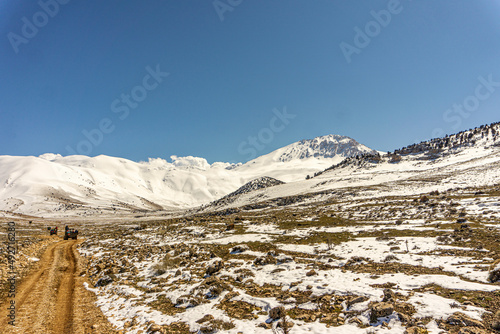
[1,122,500,218]
[0,134,373,217]
[314,121,500,178]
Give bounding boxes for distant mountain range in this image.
[0,134,374,218]
[1,123,499,219]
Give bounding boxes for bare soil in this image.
[0,239,117,334]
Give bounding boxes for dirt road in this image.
[0,239,117,334]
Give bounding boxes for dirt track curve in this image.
[0,239,117,334]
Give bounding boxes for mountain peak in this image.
[272,134,376,162]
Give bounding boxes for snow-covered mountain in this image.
[3,123,500,219]
[234,135,376,182]
[0,134,374,218]
[200,122,500,213]
[256,134,375,162]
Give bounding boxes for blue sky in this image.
[1,1,499,163]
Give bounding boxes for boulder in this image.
[230,244,249,254]
[404,327,428,334]
[306,269,317,276]
[254,255,276,266]
[196,314,214,324]
[383,288,396,302]
[147,323,163,333]
[370,302,394,323]
[446,312,484,328]
[200,325,215,334]
[95,275,113,287]
[348,317,363,325]
[257,322,272,329]
[205,261,223,276]
[488,260,500,283]
[347,295,367,308]
[269,306,286,320]
[398,312,411,323]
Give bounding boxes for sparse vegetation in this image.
[5,151,500,333]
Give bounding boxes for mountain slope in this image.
[204,176,285,210]
[316,121,500,178]
[234,134,376,182]
[0,134,373,217]
[199,122,500,213]
[0,155,241,216]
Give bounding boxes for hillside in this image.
[199,122,500,214]
[315,121,500,177]
[0,134,373,218]
[204,176,285,210]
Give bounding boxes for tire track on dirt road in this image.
[53,241,76,333]
[0,239,117,334]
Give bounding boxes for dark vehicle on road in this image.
[49,227,58,235]
[64,228,78,240]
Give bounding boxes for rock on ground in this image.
[370,302,394,323]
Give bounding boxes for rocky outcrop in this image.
[208,176,285,208]
[370,302,394,323]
